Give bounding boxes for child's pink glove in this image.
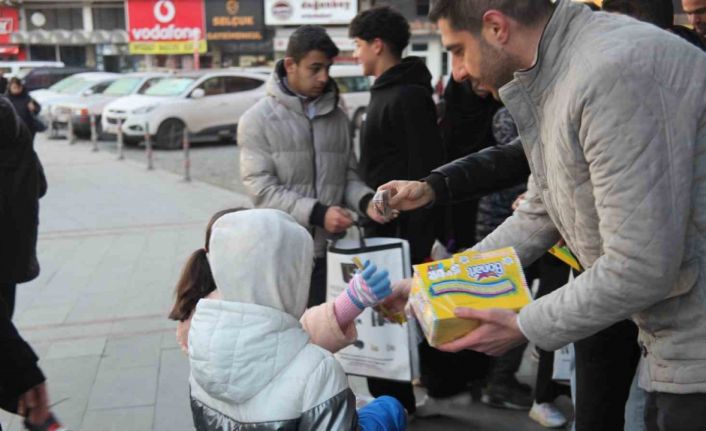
[334,261,391,328]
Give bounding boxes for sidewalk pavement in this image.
[0,135,558,431]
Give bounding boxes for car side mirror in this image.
[191,88,205,99]
[83,88,95,96]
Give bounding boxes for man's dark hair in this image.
[429,0,555,33]
[285,25,340,63]
[602,0,674,29]
[349,6,411,58]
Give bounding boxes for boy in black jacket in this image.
[350,6,445,416]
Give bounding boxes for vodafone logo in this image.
[154,0,176,23]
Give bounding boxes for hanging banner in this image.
[127,0,207,54]
[265,0,358,26]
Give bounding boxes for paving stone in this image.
[88,366,158,410]
[154,349,193,431]
[80,406,154,431]
[46,336,107,360]
[100,333,163,370]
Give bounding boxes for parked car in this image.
[0,61,64,79]
[18,66,96,92]
[31,72,121,130]
[102,70,267,149]
[330,64,372,130]
[59,72,170,137]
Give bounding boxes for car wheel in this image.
[155,119,186,150]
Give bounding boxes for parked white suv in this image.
[59,72,170,137]
[31,72,121,129]
[102,70,267,148]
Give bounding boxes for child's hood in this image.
[206,209,314,319]
[189,299,310,403]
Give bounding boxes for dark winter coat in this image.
[7,89,41,136]
[359,57,444,264]
[475,108,528,242]
[436,79,503,250]
[0,97,46,284]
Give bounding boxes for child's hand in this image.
[347,261,391,309]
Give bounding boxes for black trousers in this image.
[308,258,327,308]
[419,340,490,398]
[645,392,706,431]
[0,283,16,319]
[535,255,572,403]
[574,319,640,431]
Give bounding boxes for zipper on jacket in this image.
[309,119,318,198]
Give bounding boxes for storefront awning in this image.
[12,29,129,46]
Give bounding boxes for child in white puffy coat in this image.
[169,208,406,430]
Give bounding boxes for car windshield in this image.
[144,78,195,97]
[103,77,142,96]
[49,76,82,92]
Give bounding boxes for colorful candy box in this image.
[409,247,532,346]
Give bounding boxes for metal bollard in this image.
[182,127,191,182]
[67,116,76,145]
[144,122,153,170]
[47,111,56,139]
[116,119,125,160]
[90,114,99,152]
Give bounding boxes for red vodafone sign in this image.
[0,7,19,45]
[126,0,207,54]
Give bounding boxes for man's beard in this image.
[477,37,522,98]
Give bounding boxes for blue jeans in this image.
[358,396,407,431]
[624,367,647,431]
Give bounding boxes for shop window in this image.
[93,7,126,31]
[28,9,83,31]
[416,0,430,16]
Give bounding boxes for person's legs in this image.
[573,320,640,431]
[419,340,490,399]
[367,379,416,415]
[308,258,327,308]
[358,396,407,431]
[644,392,706,431]
[482,344,532,410]
[0,283,16,319]
[624,367,647,431]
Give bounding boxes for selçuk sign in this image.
[205,0,266,42]
[126,0,207,55]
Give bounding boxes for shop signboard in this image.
[265,0,357,26]
[127,0,207,55]
[206,0,266,42]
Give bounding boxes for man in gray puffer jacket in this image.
[381,0,706,428]
[239,26,385,307]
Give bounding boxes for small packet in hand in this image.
[373,189,392,220]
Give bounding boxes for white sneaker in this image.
[529,402,568,428]
[414,392,472,418]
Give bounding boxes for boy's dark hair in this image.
[349,6,411,58]
[8,77,23,88]
[168,208,244,321]
[602,0,674,29]
[285,25,340,63]
[429,0,555,33]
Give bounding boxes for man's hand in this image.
[437,308,527,356]
[378,181,435,212]
[17,382,50,425]
[27,101,37,114]
[365,199,399,224]
[324,206,353,233]
[379,278,412,317]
